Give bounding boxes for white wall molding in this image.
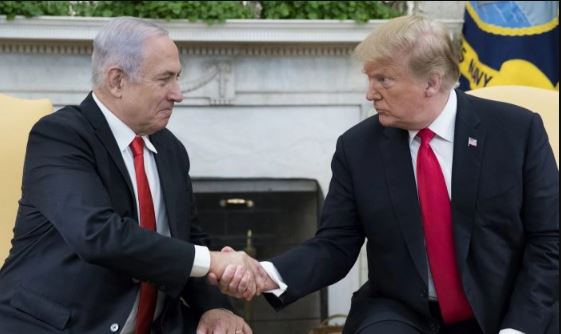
[0,42,91,55]
[0,41,356,57]
[0,16,462,43]
[0,16,384,42]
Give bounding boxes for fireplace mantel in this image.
[1,16,461,43]
[1,16,382,43]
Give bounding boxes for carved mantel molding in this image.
[0,16,462,46]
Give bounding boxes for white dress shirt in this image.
[261,90,523,334]
[92,94,210,334]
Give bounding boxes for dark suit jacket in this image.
[0,93,229,333]
[266,90,559,334]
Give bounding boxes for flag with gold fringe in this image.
[459,1,559,91]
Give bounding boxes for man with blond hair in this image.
[213,15,559,334]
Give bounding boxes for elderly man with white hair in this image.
[0,17,258,334]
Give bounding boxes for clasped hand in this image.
[207,246,278,301]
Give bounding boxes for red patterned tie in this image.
[130,137,157,334]
[416,129,473,324]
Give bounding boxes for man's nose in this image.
[366,88,382,102]
[169,81,184,102]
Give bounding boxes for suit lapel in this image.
[81,92,184,238]
[79,93,135,199]
[150,134,182,238]
[451,90,485,272]
[379,127,428,286]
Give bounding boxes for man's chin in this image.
[159,108,173,118]
[158,119,170,131]
[378,114,395,127]
[145,120,170,135]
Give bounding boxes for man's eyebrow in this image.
[158,70,182,78]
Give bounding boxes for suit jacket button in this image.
[110,323,119,332]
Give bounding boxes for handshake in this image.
[208,246,279,301]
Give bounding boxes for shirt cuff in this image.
[190,245,210,277]
[260,261,288,297]
[499,329,525,334]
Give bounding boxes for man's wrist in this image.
[259,261,287,297]
[499,329,525,334]
[190,245,210,277]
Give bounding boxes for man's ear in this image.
[425,72,443,97]
[106,67,125,98]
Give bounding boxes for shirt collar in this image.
[92,92,158,154]
[408,89,457,145]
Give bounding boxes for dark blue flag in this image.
[459,1,559,91]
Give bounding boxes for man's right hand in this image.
[207,246,278,301]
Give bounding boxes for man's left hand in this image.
[196,308,252,334]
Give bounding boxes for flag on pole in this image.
[459,1,559,91]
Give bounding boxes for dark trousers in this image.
[354,320,481,334]
[352,303,482,334]
[343,287,483,334]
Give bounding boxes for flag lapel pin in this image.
[468,137,478,147]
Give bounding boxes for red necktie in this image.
[130,137,157,334]
[416,129,473,324]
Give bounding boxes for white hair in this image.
[91,17,169,88]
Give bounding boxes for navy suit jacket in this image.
[266,90,559,334]
[0,93,229,333]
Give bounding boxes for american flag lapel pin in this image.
[468,137,478,147]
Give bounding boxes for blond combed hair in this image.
[355,15,459,90]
